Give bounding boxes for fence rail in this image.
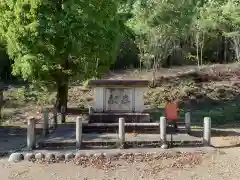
[26,109,212,150]
[27,108,64,150]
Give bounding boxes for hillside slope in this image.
[68,63,240,125]
[2,63,240,126]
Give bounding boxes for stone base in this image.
[89,113,150,123]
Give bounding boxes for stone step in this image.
[82,126,159,134]
[37,133,203,149]
[37,140,203,149]
[82,125,189,134]
[53,123,192,134]
[88,113,150,123]
[83,122,160,133]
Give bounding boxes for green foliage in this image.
[0,0,124,86]
[4,85,55,105]
[127,0,201,68]
[125,0,240,68]
[1,0,240,80]
[112,36,140,69]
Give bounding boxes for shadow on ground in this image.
[0,125,42,158]
[186,129,240,138]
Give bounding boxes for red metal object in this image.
[165,102,179,121]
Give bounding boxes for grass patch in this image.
[3,85,56,106]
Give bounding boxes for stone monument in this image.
[88,80,150,123]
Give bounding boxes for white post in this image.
[76,116,82,149]
[27,118,36,150]
[118,117,125,148]
[43,109,49,136]
[160,116,167,148]
[88,106,94,115]
[185,112,191,133]
[203,117,211,146]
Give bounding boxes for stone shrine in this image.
[88,80,150,123]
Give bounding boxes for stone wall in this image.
[93,87,147,113]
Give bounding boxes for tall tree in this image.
[127,0,199,71]
[0,0,124,111]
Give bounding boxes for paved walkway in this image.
[42,125,202,144]
[0,127,26,154]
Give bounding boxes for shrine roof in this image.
[89,80,149,87]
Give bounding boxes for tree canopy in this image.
[0,0,125,110]
[125,0,240,67]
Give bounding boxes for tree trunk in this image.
[0,91,3,120]
[54,56,69,123]
[218,35,225,64]
[55,82,68,123]
[56,83,68,110]
[0,82,3,120]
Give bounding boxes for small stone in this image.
[65,153,75,161]
[75,152,84,159]
[106,152,121,160]
[217,150,226,155]
[146,152,153,156]
[35,153,45,160]
[25,153,35,161]
[103,152,114,160]
[170,151,181,157]
[161,144,168,149]
[93,153,104,158]
[134,152,142,156]
[119,153,128,160]
[45,153,55,162]
[55,153,65,161]
[84,152,94,157]
[8,153,24,163]
[0,152,8,157]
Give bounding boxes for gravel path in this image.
[1,147,240,180]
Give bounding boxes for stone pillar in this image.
[43,109,49,136]
[118,117,125,148]
[185,112,191,133]
[76,116,82,149]
[203,117,211,146]
[27,118,36,150]
[53,107,57,129]
[160,116,168,148]
[134,88,146,112]
[89,106,94,115]
[93,87,104,112]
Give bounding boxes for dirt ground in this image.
[0,147,240,180]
